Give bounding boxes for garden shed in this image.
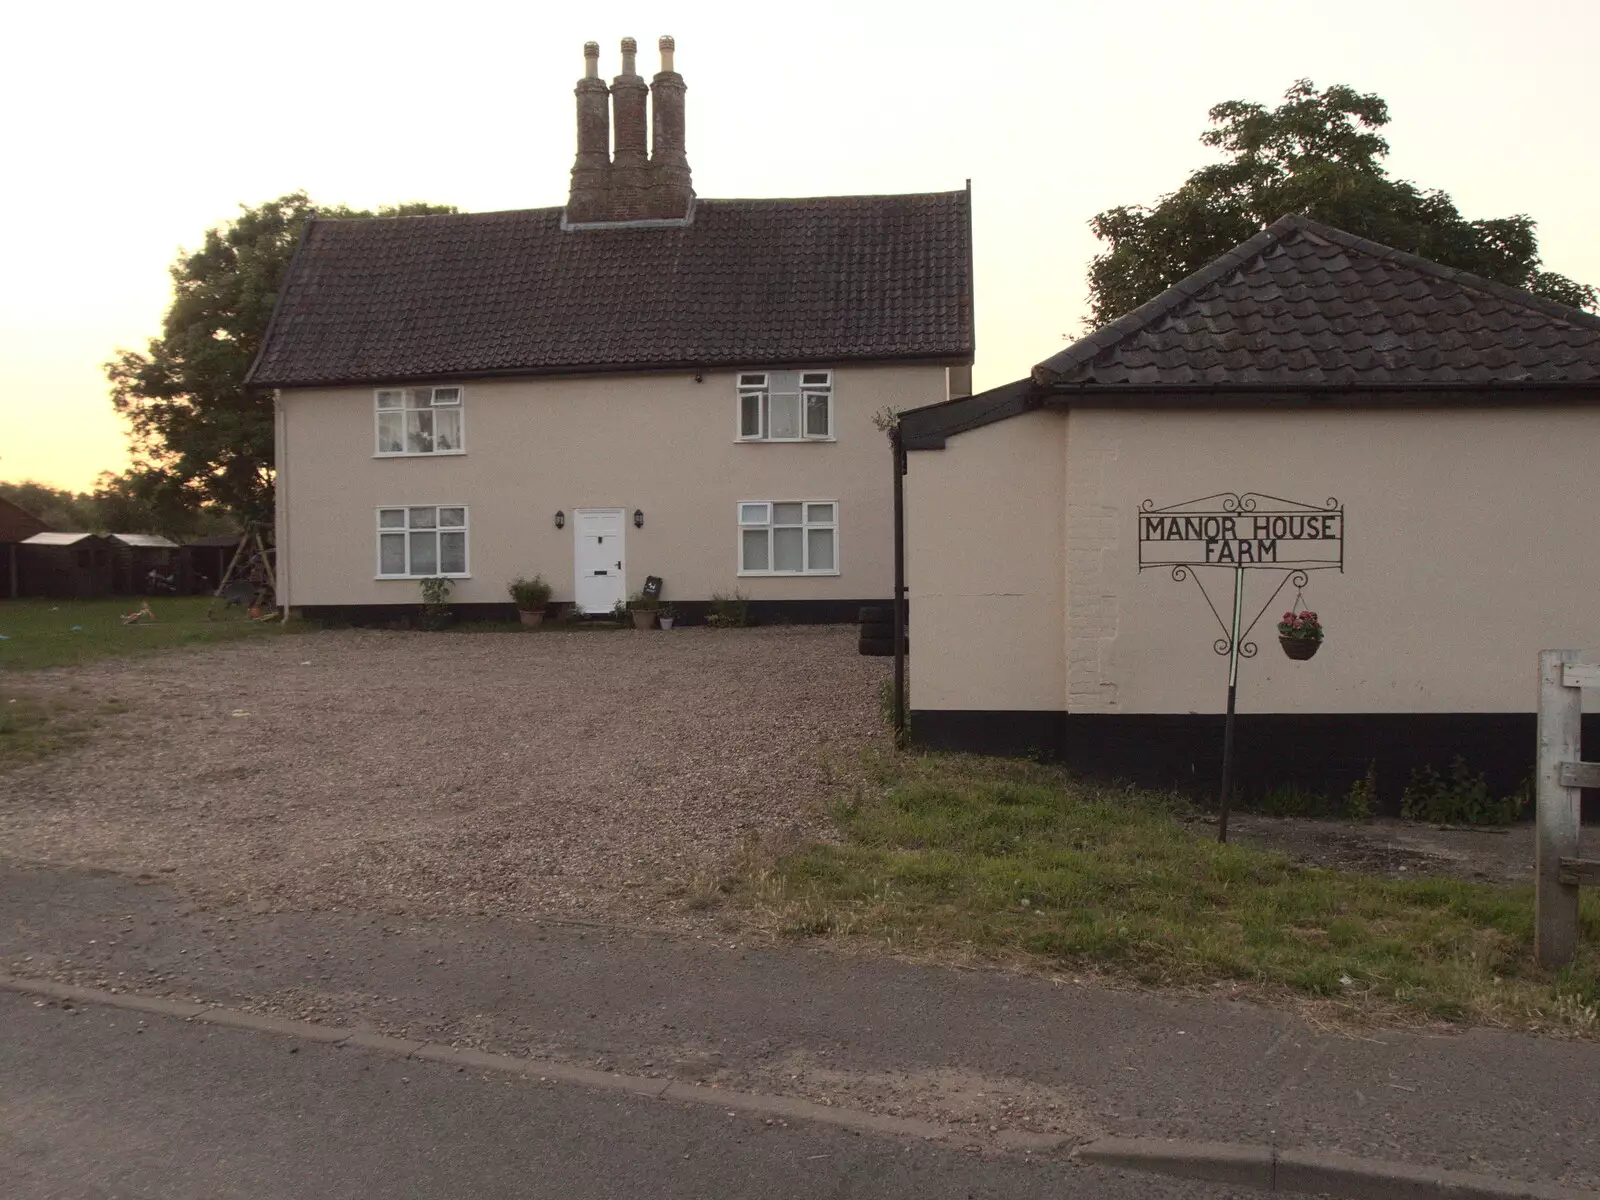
[183,533,248,594]
[896,215,1600,805]
[16,532,114,599]
[109,532,180,595]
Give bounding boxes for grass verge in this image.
[0,597,299,672]
[732,753,1600,1034]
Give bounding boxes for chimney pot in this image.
[609,37,650,218]
[567,41,613,223]
[645,34,692,219]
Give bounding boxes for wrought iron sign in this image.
[1138,492,1345,842]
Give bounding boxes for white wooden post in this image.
[1536,650,1584,967]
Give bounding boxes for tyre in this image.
[857,605,891,623]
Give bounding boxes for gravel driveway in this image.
[0,626,888,919]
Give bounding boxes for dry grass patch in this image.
[0,686,123,769]
[734,752,1600,1034]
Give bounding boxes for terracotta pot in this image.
[518,609,544,628]
[631,609,657,630]
[1280,636,1320,661]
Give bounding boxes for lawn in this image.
[735,753,1600,1034]
[0,597,294,672]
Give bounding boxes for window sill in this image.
[375,574,472,581]
[734,438,837,445]
[736,570,841,578]
[373,450,468,459]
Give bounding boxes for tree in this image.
[106,192,456,529]
[0,471,234,539]
[1086,80,1596,328]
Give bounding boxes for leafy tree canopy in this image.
[1087,80,1596,328]
[0,472,234,540]
[106,192,456,528]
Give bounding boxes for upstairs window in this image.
[376,387,464,455]
[738,501,838,575]
[736,371,832,442]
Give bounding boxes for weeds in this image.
[707,590,750,628]
[732,751,1600,1032]
[1401,757,1525,826]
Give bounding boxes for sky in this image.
[3,0,1596,490]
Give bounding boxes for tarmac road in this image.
[0,990,1267,1200]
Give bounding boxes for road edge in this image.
[0,971,953,1144]
[1075,1136,1599,1200]
[7,971,1593,1197]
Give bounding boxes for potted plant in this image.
[627,590,660,630]
[508,575,553,627]
[1277,608,1323,660]
[658,604,676,630]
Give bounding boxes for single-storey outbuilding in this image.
[1,496,51,598]
[898,215,1600,804]
[16,532,115,599]
[108,533,181,595]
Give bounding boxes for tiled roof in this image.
[249,192,973,387]
[1035,214,1600,388]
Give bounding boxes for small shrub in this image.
[707,590,750,628]
[418,576,453,630]
[1344,762,1378,821]
[1401,757,1522,825]
[609,598,628,623]
[628,589,661,612]
[508,575,553,611]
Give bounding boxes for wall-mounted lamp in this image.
[554,510,565,529]
[693,371,704,384]
[633,509,644,528]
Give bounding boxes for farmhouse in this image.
[249,37,973,623]
[898,215,1600,803]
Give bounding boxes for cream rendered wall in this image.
[1067,405,1600,715]
[905,409,1067,710]
[277,364,947,607]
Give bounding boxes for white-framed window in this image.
[376,506,469,578]
[375,386,465,455]
[737,501,838,575]
[736,370,832,442]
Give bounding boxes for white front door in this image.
[574,508,626,614]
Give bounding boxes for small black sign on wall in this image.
[642,575,663,599]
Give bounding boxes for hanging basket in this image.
[1280,636,1320,661]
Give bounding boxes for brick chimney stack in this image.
[609,37,650,220]
[567,41,610,223]
[645,35,693,219]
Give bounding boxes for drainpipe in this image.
[891,427,907,743]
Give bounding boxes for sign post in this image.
[1137,493,1346,842]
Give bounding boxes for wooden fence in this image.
[1536,650,1599,967]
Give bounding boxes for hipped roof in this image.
[1035,214,1600,389]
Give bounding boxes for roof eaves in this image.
[900,378,1038,450]
[254,350,976,392]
